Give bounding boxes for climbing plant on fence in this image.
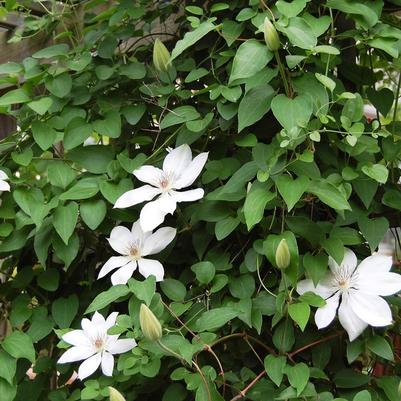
[0,0,400,400]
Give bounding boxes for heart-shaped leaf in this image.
[366,88,394,117]
[276,175,309,211]
[358,216,389,252]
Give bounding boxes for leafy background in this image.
[0,0,400,400]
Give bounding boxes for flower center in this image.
[129,245,140,259]
[158,172,175,192]
[95,338,104,351]
[337,279,349,289]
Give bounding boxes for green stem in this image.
[157,339,184,362]
[392,73,401,135]
[275,51,291,98]
[256,255,277,298]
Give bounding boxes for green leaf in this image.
[27,97,53,115]
[59,178,99,201]
[358,216,389,252]
[366,88,394,117]
[31,121,57,151]
[2,331,35,362]
[160,106,201,130]
[48,161,76,189]
[185,68,209,83]
[375,376,400,401]
[80,199,107,230]
[128,276,156,306]
[45,73,72,98]
[122,104,146,125]
[93,110,121,138]
[264,354,287,386]
[37,268,60,291]
[244,181,275,230]
[273,320,295,353]
[0,88,30,106]
[229,39,273,84]
[32,44,70,58]
[119,62,146,80]
[288,302,310,331]
[215,216,240,240]
[68,146,115,174]
[117,152,147,174]
[0,350,16,384]
[315,73,336,92]
[303,253,328,286]
[277,17,317,49]
[342,93,364,122]
[309,180,351,210]
[334,369,370,388]
[195,307,239,331]
[347,339,364,364]
[271,94,313,132]
[191,261,215,284]
[353,179,378,209]
[11,147,33,166]
[285,362,310,396]
[383,189,401,211]
[160,279,187,302]
[238,84,274,132]
[228,274,255,299]
[367,336,393,361]
[171,20,216,61]
[276,175,309,212]
[85,285,130,314]
[53,202,78,245]
[0,378,16,401]
[100,179,133,204]
[298,292,326,307]
[353,390,371,401]
[51,295,79,328]
[321,237,344,266]
[53,232,79,269]
[0,228,29,252]
[276,0,307,17]
[64,118,93,150]
[361,163,388,184]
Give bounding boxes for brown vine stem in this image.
[230,370,266,401]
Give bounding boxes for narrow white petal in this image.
[348,289,393,327]
[101,352,114,376]
[131,220,150,244]
[133,165,164,187]
[114,185,161,209]
[315,292,340,329]
[142,227,176,256]
[138,258,164,282]
[107,338,137,354]
[98,256,131,279]
[58,346,94,364]
[105,312,119,330]
[171,188,204,203]
[110,261,138,285]
[356,272,401,296]
[338,293,368,341]
[78,353,102,380]
[0,180,10,191]
[139,195,176,232]
[296,277,337,299]
[108,226,135,255]
[62,330,92,347]
[329,248,357,277]
[173,152,208,189]
[0,170,8,180]
[356,254,393,275]
[92,311,106,327]
[163,144,192,176]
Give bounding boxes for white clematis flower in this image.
[0,170,10,192]
[114,144,208,231]
[98,221,176,284]
[297,248,401,341]
[58,312,136,380]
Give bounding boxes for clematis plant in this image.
[58,312,137,380]
[98,220,176,284]
[297,248,401,341]
[0,170,10,192]
[114,144,208,231]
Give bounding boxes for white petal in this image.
[356,272,401,296]
[108,226,135,255]
[131,220,150,244]
[81,318,96,339]
[172,188,204,203]
[138,258,164,282]
[338,292,368,341]
[62,330,91,348]
[355,254,393,275]
[329,248,357,277]
[101,352,114,376]
[98,256,131,279]
[315,292,340,329]
[0,170,8,180]
[163,144,192,176]
[296,277,337,299]
[110,261,138,285]
[348,289,393,327]
[58,346,94,364]
[92,311,106,327]
[107,338,137,354]
[133,166,164,187]
[142,226,176,256]
[139,195,176,232]
[0,180,10,191]
[105,312,119,330]
[173,152,208,189]
[78,353,102,380]
[114,185,161,209]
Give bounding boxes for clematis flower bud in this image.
[139,304,162,342]
[263,17,281,51]
[109,387,126,401]
[275,239,291,269]
[153,38,171,72]
[398,379,401,397]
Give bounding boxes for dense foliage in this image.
[0,0,401,400]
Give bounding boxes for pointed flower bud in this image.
[263,17,280,51]
[275,239,291,269]
[153,38,171,72]
[109,387,126,401]
[139,304,162,342]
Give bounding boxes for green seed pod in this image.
[139,303,162,342]
[275,239,291,269]
[263,17,281,51]
[153,38,171,72]
[109,387,126,401]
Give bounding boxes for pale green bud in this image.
[275,239,291,269]
[263,17,280,51]
[109,387,126,401]
[139,304,162,342]
[153,38,171,72]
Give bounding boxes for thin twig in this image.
[230,371,266,401]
